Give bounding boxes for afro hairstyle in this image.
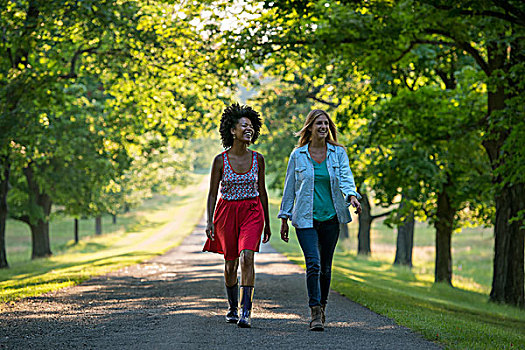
[219,103,262,149]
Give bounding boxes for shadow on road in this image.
[0,219,441,349]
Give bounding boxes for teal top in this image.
[312,158,336,222]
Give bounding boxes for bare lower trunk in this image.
[490,183,525,307]
[394,199,414,267]
[30,216,52,259]
[434,182,454,285]
[112,214,117,225]
[95,216,102,235]
[0,156,10,268]
[23,165,52,259]
[74,218,79,244]
[357,194,372,255]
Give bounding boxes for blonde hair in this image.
[296,109,343,148]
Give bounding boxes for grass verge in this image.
[0,174,208,306]
[268,198,525,350]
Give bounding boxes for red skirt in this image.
[203,197,264,261]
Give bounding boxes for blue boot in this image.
[225,283,239,323]
[237,286,254,328]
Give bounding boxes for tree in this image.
[363,80,493,284]
[393,197,415,267]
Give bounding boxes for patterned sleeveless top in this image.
[220,150,259,201]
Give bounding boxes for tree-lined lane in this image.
[0,218,440,349]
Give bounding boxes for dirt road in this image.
[0,218,440,349]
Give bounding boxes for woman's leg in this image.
[239,250,255,286]
[238,249,255,328]
[225,259,239,287]
[296,227,322,307]
[317,220,340,306]
[236,198,264,328]
[224,259,240,323]
[297,227,324,331]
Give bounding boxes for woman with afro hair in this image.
[203,103,272,328]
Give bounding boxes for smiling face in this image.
[231,117,254,144]
[309,114,330,140]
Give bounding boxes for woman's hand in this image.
[280,218,289,242]
[350,196,362,215]
[262,225,272,243]
[205,222,215,241]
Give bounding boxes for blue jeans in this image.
[295,217,340,307]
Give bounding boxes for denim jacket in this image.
[278,143,361,229]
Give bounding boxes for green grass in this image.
[269,198,525,350]
[338,218,494,294]
[0,174,208,305]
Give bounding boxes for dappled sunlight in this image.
[452,276,488,294]
[336,215,496,299]
[0,177,209,304]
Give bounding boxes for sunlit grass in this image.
[338,214,494,294]
[268,198,525,349]
[0,174,208,305]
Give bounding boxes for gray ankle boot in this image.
[310,306,324,331]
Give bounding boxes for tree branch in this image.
[424,29,491,75]
[305,92,340,108]
[435,68,456,90]
[389,41,416,64]
[58,46,98,79]
[390,39,455,64]
[372,209,393,220]
[425,2,524,26]
[400,73,415,91]
[58,46,125,79]
[492,0,525,21]
[10,214,30,224]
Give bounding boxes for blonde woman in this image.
[278,109,361,331]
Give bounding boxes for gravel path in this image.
[0,217,441,349]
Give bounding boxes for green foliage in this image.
[1,0,235,235]
[360,80,494,227]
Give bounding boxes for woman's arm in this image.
[205,154,223,240]
[257,153,272,243]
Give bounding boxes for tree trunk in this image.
[95,216,102,235]
[485,42,525,307]
[0,156,10,268]
[74,218,79,244]
[112,214,117,225]
[29,213,52,259]
[394,198,414,267]
[358,193,372,255]
[23,165,52,259]
[434,180,455,285]
[490,183,525,307]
